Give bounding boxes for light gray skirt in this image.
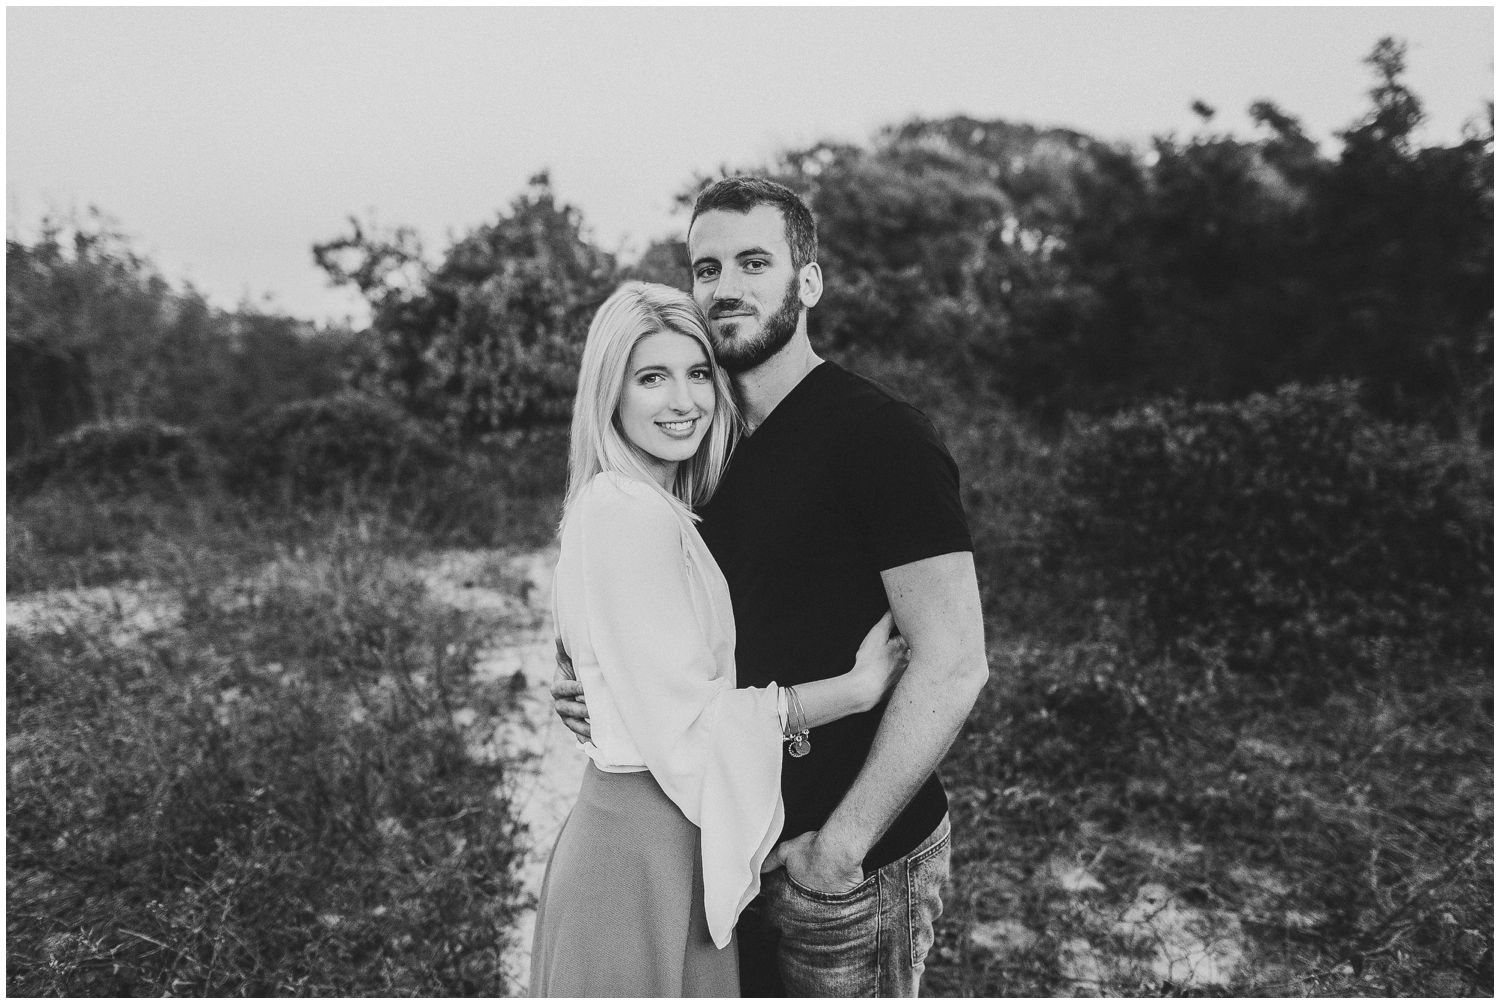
[529,761,739,997]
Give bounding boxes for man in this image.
[553,177,988,996]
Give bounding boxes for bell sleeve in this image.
[577,477,785,949]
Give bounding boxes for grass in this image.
[6,487,546,995]
[926,628,1492,996]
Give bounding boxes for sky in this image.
[7,6,1494,326]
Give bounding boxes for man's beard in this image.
[710,274,803,374]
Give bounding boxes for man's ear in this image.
[799,262,823,308]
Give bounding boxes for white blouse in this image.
[552,470,785,949]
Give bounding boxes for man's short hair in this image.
[689,177,818,272]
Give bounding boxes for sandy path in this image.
[467,626,584,993]
[410,547,584,993]
[488,650,584,993]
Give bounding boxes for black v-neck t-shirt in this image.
[697,361,973,871]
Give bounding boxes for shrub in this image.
[417,426,570,548]
[7,418,222,498]
[231,392,455,505]
[1051,382,1492,681]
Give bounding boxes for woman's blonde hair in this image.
[562,281,740,524]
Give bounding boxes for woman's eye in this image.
[690,368,711,381]
[639,373,663,386]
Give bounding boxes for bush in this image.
[231,392,455,505]
[416,426,570,549]
[1051,382,1491,681]
[8,418,222,498]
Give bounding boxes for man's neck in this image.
[732,333,824,432]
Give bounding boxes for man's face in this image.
[687,205,806,374]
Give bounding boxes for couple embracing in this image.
[532,177,989,997]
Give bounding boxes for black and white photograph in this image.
[6,6,1493,997]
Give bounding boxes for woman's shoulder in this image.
[576,471,684,534]
[589,469,657,496]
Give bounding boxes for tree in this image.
[317,173,618,434]
[8,211,363,453]
[684,120,1111,414]
[619,237,689,290]
[1304,37,1493,433]
[7,213,180,450]
[1046,37,1490,426]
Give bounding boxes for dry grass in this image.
[7,508,536,996]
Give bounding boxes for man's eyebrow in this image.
[691,246,778,265]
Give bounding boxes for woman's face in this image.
[616,329,716,488]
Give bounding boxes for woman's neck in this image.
[638,457,678,493]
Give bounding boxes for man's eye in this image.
[695,265,718,281]
[744,259,768,272]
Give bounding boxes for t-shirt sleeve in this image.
[575,476,784,948]
[839,400,973,571]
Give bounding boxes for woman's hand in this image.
[847,610,909,711]
[777,612,910,730]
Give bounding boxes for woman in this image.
[529,282,906,996]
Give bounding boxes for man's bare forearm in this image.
[804,551,988,873]
[812,649,987,867]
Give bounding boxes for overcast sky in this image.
[7,6,1493,325]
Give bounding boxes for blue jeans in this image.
[738,816,951,997]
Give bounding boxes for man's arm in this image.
[763,550,987,890]
[552,644,592,743]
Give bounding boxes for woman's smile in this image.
[656,417,700,438]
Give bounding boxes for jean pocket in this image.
[783,870,876,905]
[905,832,950,967]
[766,870,881,996]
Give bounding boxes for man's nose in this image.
[712,268,743,301]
